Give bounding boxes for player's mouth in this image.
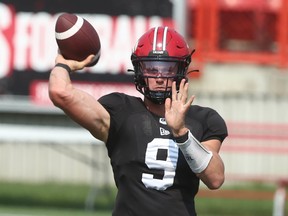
[153,87,167,91]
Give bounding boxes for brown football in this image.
[55,13,101,66]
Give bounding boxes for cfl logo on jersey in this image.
[159,118,167,125]
[160,127,170,136]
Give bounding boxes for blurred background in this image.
[0,0,287,215]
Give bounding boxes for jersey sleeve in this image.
[98,92,126,116]
[203,109,228,143]
[98,93,127,143]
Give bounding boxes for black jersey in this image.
[98,93,228,216]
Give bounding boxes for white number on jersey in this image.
[142,138,179,190]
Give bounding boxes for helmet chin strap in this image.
[147,91,170,105]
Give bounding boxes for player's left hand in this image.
[165,79,194,137]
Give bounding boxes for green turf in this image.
[0,205,111,216]
[0,181,286,216]
[0,181,115,210]
[196,198,275,216]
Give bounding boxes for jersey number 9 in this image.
[142,138,179,190]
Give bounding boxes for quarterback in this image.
[49,26,228,216]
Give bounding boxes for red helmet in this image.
[131,26,193,104]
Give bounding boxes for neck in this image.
[144,98,165,117]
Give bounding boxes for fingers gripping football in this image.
[55,53,95,72]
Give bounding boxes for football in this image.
[55,13,101,66]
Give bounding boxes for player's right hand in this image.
[55,53,96,72]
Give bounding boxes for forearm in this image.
[49,53,94,106]
[49,63,110,142]
[174,130,224,189]
[197,152,225,189]
[49,65,74,107]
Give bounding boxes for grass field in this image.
[0,206,110,216]
[0,181,286,216]
[0,198,284,216]
[0,199,281,216]
[0,200,286,216]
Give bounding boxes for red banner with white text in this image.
[0,0,173,104]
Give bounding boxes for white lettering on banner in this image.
[0,3,12,78]
[107,15,132,74]
[85,15,166,74]
[0,2,171,79]
[30,12,56,72]
[14,12,33,71]
[13,12,65,72]
[86,14,113,74]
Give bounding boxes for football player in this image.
[49,26,228,216]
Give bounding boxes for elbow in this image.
[49,85,71,108]
[206,174,225,190]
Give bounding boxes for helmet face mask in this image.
[140,61,178,78]
[131,26,192,104]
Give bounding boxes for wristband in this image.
[55,63,72,74]
[176,130,213,173]
[173,131,189,143]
